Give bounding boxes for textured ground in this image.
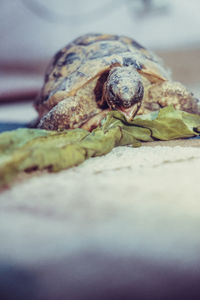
[0,51,200,298]
[1,143,200,263]
[1,141,200,299]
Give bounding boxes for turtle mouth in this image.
[117,103,141,121]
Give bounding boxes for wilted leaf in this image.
[0,106,200,187]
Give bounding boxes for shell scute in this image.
[123,56,143,70]
[86,40,128,60]
[36,33,169,116]
[74,33,118,46]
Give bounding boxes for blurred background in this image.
[0,0,200,125]
[1,3,200,298]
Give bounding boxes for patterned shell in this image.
[35,33,169,114]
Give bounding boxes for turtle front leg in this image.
[139,81,200,115]
[81,109,110,131]
[37,96,102,131]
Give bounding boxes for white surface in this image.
[0,145,200,265]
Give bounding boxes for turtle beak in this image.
[118,104,140,121]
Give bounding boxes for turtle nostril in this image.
[109,87,115,98]
[119,100,132,109]
[124,101,131,108]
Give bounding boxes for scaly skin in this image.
[35,33,200,131]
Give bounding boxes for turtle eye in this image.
[137,84,142,95]
[108,86,115,99]
[106,85,121,109]
[133,82,144,103]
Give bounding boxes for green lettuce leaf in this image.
[0,106,200,187]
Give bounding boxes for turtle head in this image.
[104,66,144,120]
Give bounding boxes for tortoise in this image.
[34,33,200,131]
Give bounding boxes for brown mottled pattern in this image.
[35,33,169,112]
[35,33,200,130]
[138,80,200,115]
[38,78,101,130]
[73,33,118,46]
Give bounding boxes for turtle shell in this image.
[35,33,170,117]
